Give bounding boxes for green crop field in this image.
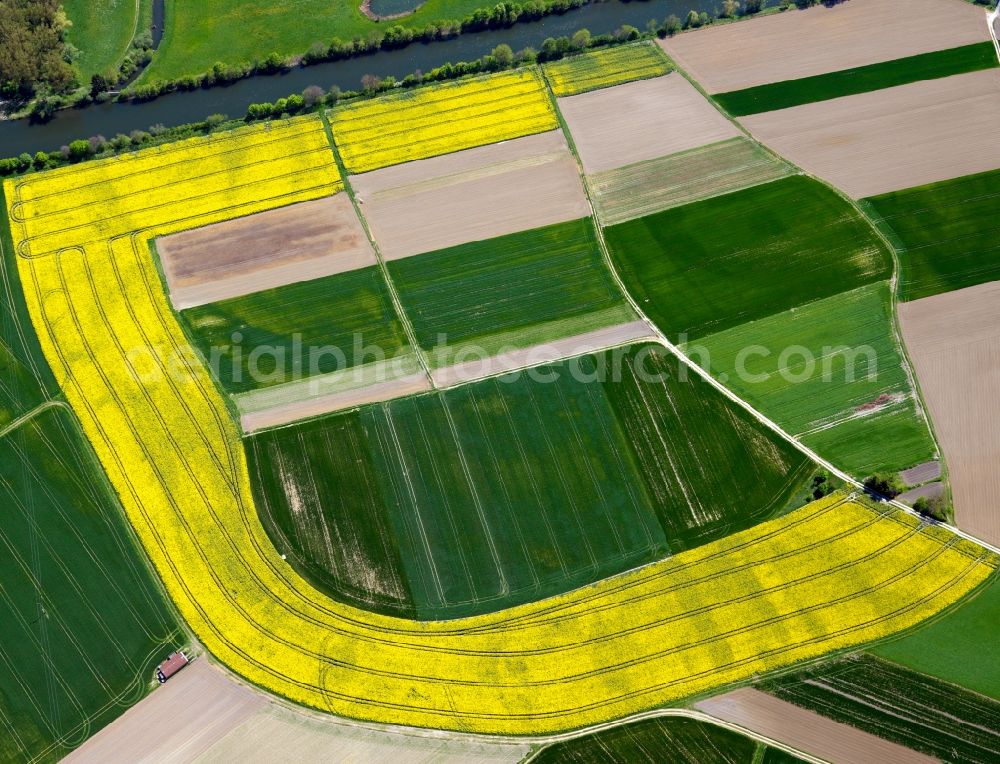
[605,344,812,549]
[180,266,409,394]
[874,574,1000,700]
[63,0,150,81]
[142,0,517,82]
[387,218,635,367]
[543,41,672,97]
[714,42,998,117]
[249,343,810,619]
[0,406,180,763]
[695,283,935,476]
[862,167,1000,301]
[0,187,58,429]
[249,413,416,617]
[589,138,795,226]
[762,654,1000,763]
[604,176,891,340]
[532,715,804,763]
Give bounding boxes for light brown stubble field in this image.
[899,281,1000,547]
[559,73,740,174]
[741,69,1000,198]
[157,194,375,308]
[660,0,989,94]
[350,130,589,261]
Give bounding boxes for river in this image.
[0,0,715,156]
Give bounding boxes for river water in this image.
[0,0,715,156]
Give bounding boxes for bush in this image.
[913,495,948,522]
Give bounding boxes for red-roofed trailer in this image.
[156,652,189,683]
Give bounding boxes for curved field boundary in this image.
[4,122,997,735]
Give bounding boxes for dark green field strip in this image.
[532,715,801,763]
[0,185,59,427]
[606,344,812,550]
[605,175,891,341]
[249,343,812,620]
[0,407,179,763]
[874,573,1000,700]
[862,167,1000,301]
[697,283,936,476]
[180,265,409,394]
[248,414,417,618]
[761,654,1000,763]
[387,218,631,363]
[366,363,670,619]
[715,42,998,117]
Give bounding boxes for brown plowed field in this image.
[741,69,1000,198]
[350,130,589,261]
[899,281,1000,546]
[559,73,740,174]
[157,195,375,308]
[696,687,935,764]
[661,0,989,94]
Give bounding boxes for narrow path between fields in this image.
[0,399,70,440]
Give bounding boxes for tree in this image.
[360,73,382,93]
[301,85,324,107]
[721,0,739,18]
[663,14,682,35]
[863,472,904,500]
[491,43,514,67]
[570,28,591,50]
[745,0,766,13]
[33,150,48,168]
[204,113,227,128]
[684,10,701,28]
[68,139,91,161]
[0,0,77,98]
[90,73,108,98]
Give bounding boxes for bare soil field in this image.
[696,687,934,764]
[67,660,526,764]
[64,660,266,764]
[430,319,655,387]
[900,460,942,486]
[661,0,989,94]
[350,130,589,260]
[157,195,375,308]
[559,73,740,174]
[197,705,528,763]
[741,69,1000,198]
[899,280,1000,546]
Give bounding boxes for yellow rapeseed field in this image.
[544,42,673,97]
[6,116,997,735]
[329,69,559,173]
